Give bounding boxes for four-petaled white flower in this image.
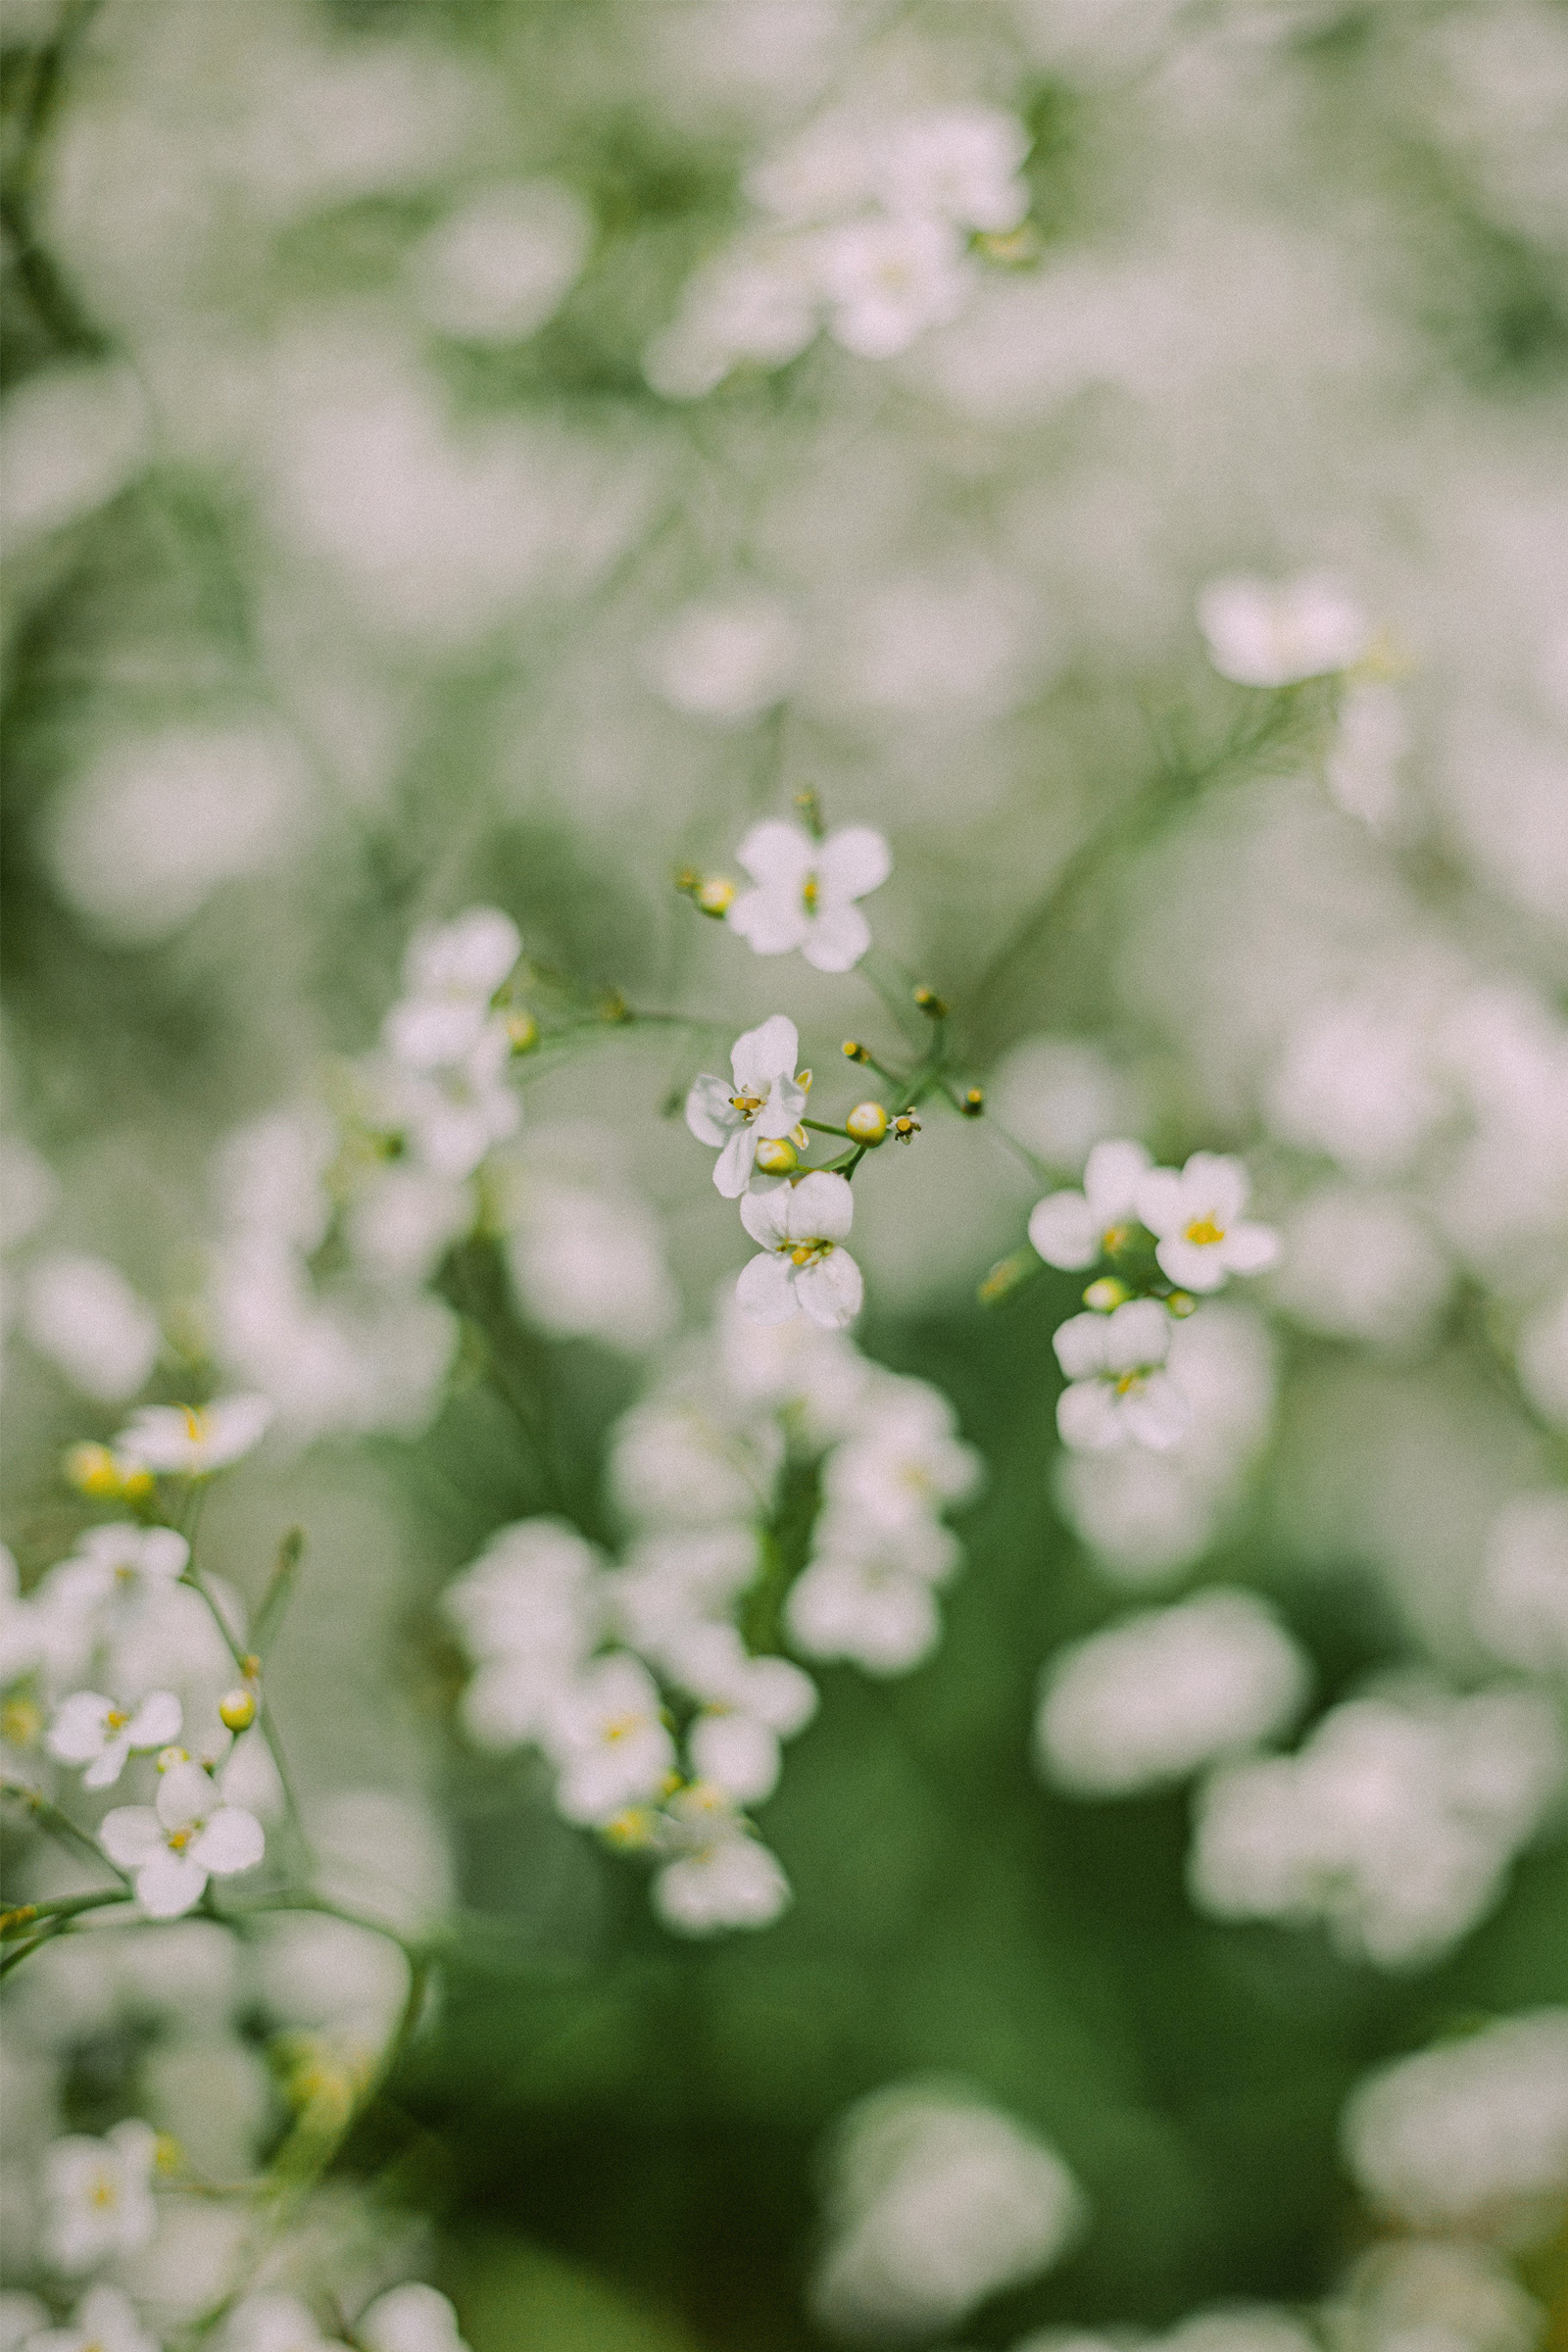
[727,819,891,973]
[24,2285,161,2352]
[737,1173,863,1330]
[1054,1298,1189,1452]
[42,2122,159,2274]
[652,1786,791,1936]
[220,2293,340,2352]
[358,2282,472,2352]
[47,1688,182,1789]
[383,906,521,1069]
[544,1653,675,1826]
[1135,1152,1281,1294]
[1028,1139,1152,1271]
[38,1523,188,1620]
[114,1395,273,1476]
[101,1758,265,1917]
[1198,572,1371,687]
[816,213,973,360]
[686,1015,809,1198]
[384,1022,520,1180]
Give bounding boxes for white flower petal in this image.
[1181,1151,1249,1228]
[135,1849,209,1918]
[785,1171,854,1244]
[1028,1192,1098,1270]
[817,825,891,903]
[727,886,812,957]
[1056,1378,1125,1451]
[1134,1166,1185,1238]
[1153,1235,1228,1293]
[713,1126,759,1199]
[83,1736,132,1790]
[1082,1139,1152,1225]
[802,900,871,972]
[735,818,815,891]
[47,1691,115,1765]
[99,1805,165,1869]
[795,1248,863,1329]
[739,1181,793,1249]
[1052,1312,1109,1380]
[731,1013,800,1092]
[1102,1298,1172,1374]
[190,1805,265,1877]
[1222,1220,1282,1275]
[1120,1370,1191,1450]
[736,1251,800,1324]
[124,1689,182,1748]
[685,1073,740,1148]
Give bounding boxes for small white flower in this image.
[1027,1139,1152,1270]
[384,1021,521,1180]
[652,1788,791,1936]
[1198,571,1371,686]
[737,1172,863,1330]
[220,2294,339,2352]
[42,2121,159,2274]
[872,106,1031,233]
[786,1543,947,1676]
[1,1542,43,1684]
[47,1688,181,1789]
[686,1015,809,1198]
[358,2282,471,2352]
[21,1252,161,1404]
[1135,1152,1281,1295]
[113,1395,272,1476]
[668,1627,817,1804]
[1054,1298,1189,1452]
[383,906,521,1069]
[100,1759,265,1918]
[24,2285,160,2352]
[544,1653,675,1826]
[727,818,891,973]
[821,1379,982,1533]
[42,1523,189,1617]
[817,214,974,360]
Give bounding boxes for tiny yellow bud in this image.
[1084,1277,1131,1313]
[64,1442,153,1501]
[845,1102,889,1146]
[1,1696,41,1751]
[153,2133,184,2177]
[695,875,737,917]
[754,1136,799,1176]
[842,1040,869,1063]
[959,1087,984,1117]
[219,1688,257,1732]
[1166,1290,1199,1318]
[504,1008,539,1054]
[913,986,949,1018]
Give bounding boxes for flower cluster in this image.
[445,1292,981,1933]
[646,103,1032,397]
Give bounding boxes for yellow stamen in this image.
[802,872,818,911]
[1186,1217,1224,1247]
[602,1714,640,1743]
[105,1708,129,1732]
[167,1829,192,1851]
[730,1093,764,1116]
[179,1403,207,1444]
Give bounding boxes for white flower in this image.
[1027,1139,1152,1270]
[101,1759,266,1918]
[1,1542,43,1684]
[382,1022,520,1179]
[1135,1153,1280,1295]
[817,214,974,359]
[1341,2010,1568,2251]
[666,1628,817,1804]
[383,906,521,1069]
[220,2295,338,2352]
[47,1689,181,1789]
[42,1523,189,1620]
[1036,1590,1310,1795]
[872,106,1031,232]
[1197,571,1371,686]
[358,2283,470,2352]
[737,1173,863,1330]
[23,2286,160,2352]
[444,1519,602,1751]
[1474,1492,1568,1678]
[113,1395,272,1476]
[652,1788,791,1935]
[786,1525,955,1676]
[644,234,821,398]
[726,818,891,973]
[21,1252,161,1404]
[1054,1298,1189,1452]
[544,1653,675,1826]
[821,1377,982,1532]
[686,1015,809,1198]
[641,594,800,723]
[1332,2242,1543,2352]
[42,2121,159,2273]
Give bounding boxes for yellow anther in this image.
[220,1688,257,1732]
[802,872,819,912]
[846,1102,889,1146]
[913,986,949,1017]
[730,1093,764,1115]
[1102,1224,1133,1254]
[178,1403,206,1444]
[843,1040,869,1063]
[1185,1217,1225,1247]
[755,1137,799,1177]
[959,1087,984,1117]
[156,1745,187,1772]
[790,1244,816,1265]
[167,1829,191,1851]
[892,1113,921,1143]
[105,1708,129,1732]
[504,1008,539,1054]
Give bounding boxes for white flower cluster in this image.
[205,907,679,1439]
[446,1294,980,1933]
[1190,1681,1565,1968]
[646,104,1031,397]
[809,2081,1086,2342]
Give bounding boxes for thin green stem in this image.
[178,1562,313,1873]
[1,1775,131,1885]
[802,1118,854,1138]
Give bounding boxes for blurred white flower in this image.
[609,1381,783,1528]
[47,1688,181,1790]
[410,180,591,345]
[380,1022,520,1179]
[1328,2240,1543,2352]
[1137,1153,1280,1294]
[1267,994,1450,1180]
[383,906,521,1069]
[642,595,800,721]
[1517,1281,1568,1429]
[347,1165,471,1285]
[872,106,1031,232]
[1028,1138,1152,1270]
[114,1395,272,1476]
[822,1376,983,1531]
[23,2286,159,2352]
[43,1523,189,1617]
[644,234,821,397]
[991,1039,1146,1176]
[786,1518,958,1675]
[545,1652,675,1825]
[1327,681,1410,832]
[1198,572,1371,685]
[727,817,890,971]
[358,2283,470,2352]
[686,1014,810,1198]
[21,1253,161,1403]
[810,2082,1086,2339]
[738,1171,863,1329]
[818,213,974,359]
[42,2122,159,2273]
[506,1176,677,1350]
[1474,1492,1568,1677]
[1054,1298,1189,1452]
[220,2296,338,2352]
[0,364,146,551]
[1269,1185,1452,1353]
[101,1759,266,1918]
[445,1518,603,1750]
[652,1788,790,1935]
[1037,1590,1310,1794]
[1342,2009,1568,2250]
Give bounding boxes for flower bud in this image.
[1083,1277,1131,1312]
[63,1441,153,1501]
[959,1086,984,1117]
[842,1040,869,1063]
[845,1102,889,1145]
[696,875,737,917]
[504,1008,539,1054]
[892,1112,921,1144]
[913,985,949,1018]
[754,1136,800,1176]
[1166,1290,1199,1318]
[156,1745,188,1773]
[219,1687,258,1732]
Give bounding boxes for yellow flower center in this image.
[88,2176,118,2209]
[105,1708,129,1732]
[730,1092,764,1119]
[602,1714,641,1744]
[787,1239,832,1266]
[167,1828,193,1851]
[179,1403,208,1444]
[1102,1224,1132,1253]
[802,872,819,912]
[1185,1217,1225,1247]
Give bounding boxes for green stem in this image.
[178,1563,313,1873]
[1,1775,131,1885]
[801,1118,854,1138]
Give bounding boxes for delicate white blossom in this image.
[1474,1492,1568,1677]
[1027,1138,1152,1270]
[21,1252,161,1404]
[382,906,520,1069]
[1198,572,1371,686]
[817,214,973,360]
[685,1015,809,1197]
[1135,1153,1281,1294]
[652,1788,791,1935]
[726,819,890,973]
[23,2286,160,2352]
[1054,1298,1189,1452]
[737,1173,863,1329]
[42,2122,159,2273]
[544,1653,675,1826]
[47,1688,181,1789]
[113,1396,272,1477]
[101,1760,266,1918]
[358,2283,471,2352]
